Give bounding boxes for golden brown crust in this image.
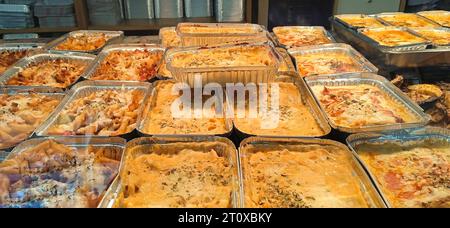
[54,33,109,51]
[336,15,385,28]
[361,28,427,47]
[273,27,332,47]
[0,50,29,75]
[378,14,440,28]
[242,143,370,208]
[294,52,363,77]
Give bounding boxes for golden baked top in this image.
[6,59,88,88]
[410,28,450,46]
[273,26,333,47]
[234,82,325,137]
[0,50,29,75]
[54,33,109,51]
[336,15,385,28]
[242,143,371,208]
[356,139,450,208]
[310,84,418,129]
[293,52,364,77]
[418,11,450,27]
[117,142,235,208]
[378,13,440,28]
[160,27,181,48]
[91,49,163,81]
[361,28,427,47]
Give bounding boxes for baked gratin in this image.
[0,94,61,149]
[160,27,181,48]
[0,50,29,75]
[6,59,88,88]
[116,142,235,208]
[360,28,427,47]
[0,140,121,208]
[178,23,260,35]
[356,139,450,208]
[234,83,325,137]
[336,14,385,28]
[142,81,228,135]
[54,33,109,52]
[409,28,450,46]
[273,26,333,48]
[293,52,364,77]
[90,49,164,81]
[46,90,144,136]
[377,13,439,28]
[169,45,278,69]
[310,84,418,129]
[242,142,371,208]
[418,11,450,27]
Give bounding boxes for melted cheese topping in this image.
[273,27,332,47]
[0,50,28,75]
[410,28,450,46]
[143,81,228,135]
[0,140,121,208]
[378,14,440,28]
[310,84,418,129]
[160,27,181,48]
[243,144,370,208]
[234,83,325,136]
[337,15,385,28]
[294,52,363,77]
[418,11,450,27]
[91,50,163,81]
[6,59,88,88]
[0,94,60,149]
[169,46,277,68]
[47,90,143,136]
[54,33,109,51]
[118,143,234,208]
[356,139,450,208]
[178,24,259,34]
[361,28,427,47]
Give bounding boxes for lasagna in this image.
[46,90,144,136]
[293,52,364,77]
[117,142,235,208]
[378,13,440,28]
[310,84,418,129]
[273,26,333,48]
[178,23,260,34]
[336,15,385,28]
[54,33,109,52]
[6,59,88,88]
[409,28,450,46]
[169,45,278,69]
[142,81,228,135]
[160,27,181,48]
[0,94,60,149]
[234,83,325,137]
[0,50,29,75]
[0,140,121,208]
[242,143,371,208]
[356,139,450,208]
[418,11,450,27]
[361,28,427,47]
[90,50,164,81]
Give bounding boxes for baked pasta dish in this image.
[178,23,260,35]
[142,81,228,135]
[378,13,439,28]
[360,28,427,47]
[242,142,371,208]
[293,52,364,77]
[0,140,121,208]
[336,15,385,28]
[273,26,332,48]
[6,59,88,88]
[0,94,60,149]
[0,50,29,75]
[234,83,325,137]
[169,45,278,69]
[54,33,110,52]
[310,84,418,129]
[160,27,181,48]
[409,28,450,46]
[116,142,235,208]
[418,11,450,27]
[90,50,164,81]
[356,139,450,208]
[46,89,144,136]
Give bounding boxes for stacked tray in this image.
[35,0,76,28]
[331,12,450,69]
[0,4,35,29]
